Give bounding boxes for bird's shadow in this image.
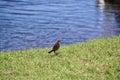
[49,52,61,57]
[55,52,60,55]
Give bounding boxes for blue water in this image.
[0,0,120,51]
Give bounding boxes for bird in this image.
[48,40,61,54]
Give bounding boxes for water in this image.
[0,0,120,51]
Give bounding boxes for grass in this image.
[0,36,120,80]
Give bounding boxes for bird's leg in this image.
[54,51,57,55]
[54,50,55,53]
[54,51,59,55]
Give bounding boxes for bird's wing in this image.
[53,44,59,50]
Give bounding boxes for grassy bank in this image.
[0,36,120,80]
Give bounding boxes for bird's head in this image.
[57,40,61,43]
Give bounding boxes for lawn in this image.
[0,36,120,80]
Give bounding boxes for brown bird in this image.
[48,40,61,54]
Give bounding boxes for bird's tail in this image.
[48,50,53,53]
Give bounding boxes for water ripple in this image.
[0,0,120,51]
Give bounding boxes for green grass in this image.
[0,36,120,80]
